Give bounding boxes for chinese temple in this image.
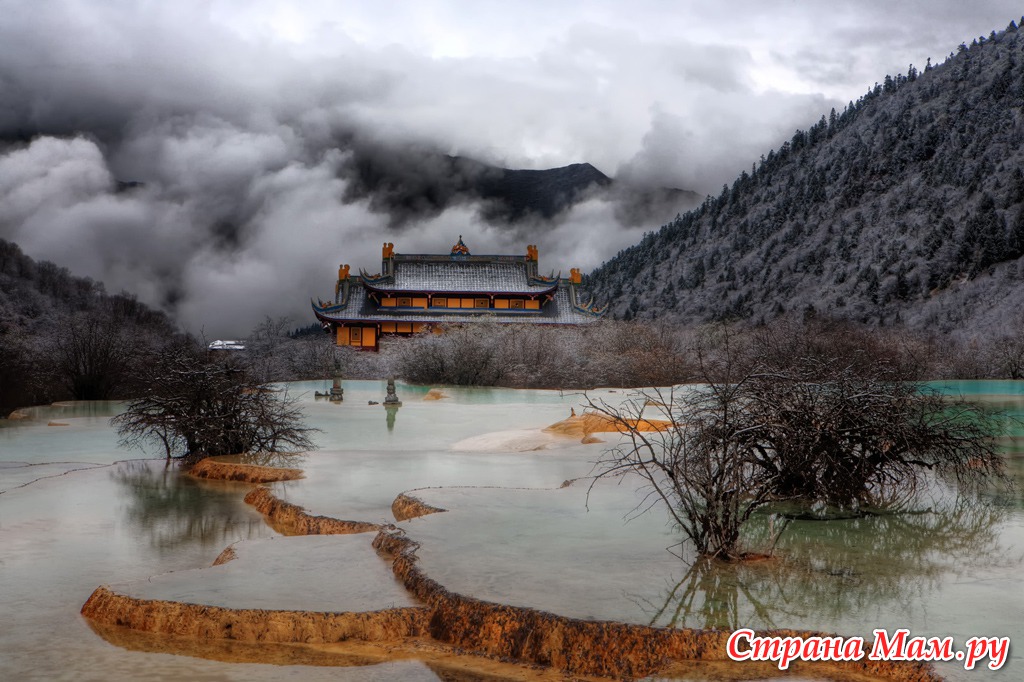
[312,237,606,350]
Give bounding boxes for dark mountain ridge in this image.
[476,160,611,219]
[344,152,608,222]
[590,21,1024,335]
[341,149,700,226]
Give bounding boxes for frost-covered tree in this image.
[112,340,316,464]
[591,322,1007,560]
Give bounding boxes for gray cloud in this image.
[1,0,1022,336]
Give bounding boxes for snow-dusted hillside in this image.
[590,23,1024,335]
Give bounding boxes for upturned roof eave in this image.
[361,279,558,298]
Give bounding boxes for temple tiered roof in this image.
[383,260,551,294]
[314,284,599,325]
[312,238,604,349]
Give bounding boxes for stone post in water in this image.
[330,359,344,402]
[383,377,402,407]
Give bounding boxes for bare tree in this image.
[591,323,1009,561]
[286,333,338,380]
[0,323,40,414]
[591,385,781,562]
[52,311,136,400]
[112,340,317,465]
[745,321,1007,508]
[391,319,693,389]
[986,333,1024,379]
[396,320,509,385]
[245,315,293,383]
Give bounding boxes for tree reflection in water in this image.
[218,451,306,468]
[111,460,270,556]
[638,495,1017,631]
[989,437,1024,509]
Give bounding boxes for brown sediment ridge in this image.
[80,529,941,682]
[80,516,944,681]
[188,458,304,484]
[81,586,430,644]
[423,388,449,401]
[543,412,673,440]
[82,476,943,681]
[392,492,448,521]
[244,486,382,535]
[372,528,943,682]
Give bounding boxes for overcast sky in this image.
[2,0,1021,336]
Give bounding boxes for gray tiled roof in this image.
[316,282,600,325]
[387,260,549,293]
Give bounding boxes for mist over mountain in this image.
[0,1,865,337]
[340,149,700,226]
[0,119,698,336]
[0,68,702,338]
[590,22,1024,335]
[6,3,1024,337]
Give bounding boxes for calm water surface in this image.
[0,380,1020,681]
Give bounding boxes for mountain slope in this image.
[0,238,178,413]
[589,23,1024,334]
[340,149,700,226]
[345,153,609,221]
[475,161,611,220]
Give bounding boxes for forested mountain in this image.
[343,151,700,225]
[590,22,1024,335]
[474,161,611,220]
[0,239,179,414]
[345,153,608,222]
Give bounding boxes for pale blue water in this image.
[927,379,1024,396]
[0,380,1020,681]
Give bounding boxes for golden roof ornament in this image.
[451,235,470,256]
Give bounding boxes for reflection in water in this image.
[641,495,1015,632]
[216,451,307,468]
[87,620,397,668]
[385,405,399,432]
[2,380,1018,682]
[999,451,1024,509]
[111,460,269,556]
[635,390,1024,637]
[0,400,124,425]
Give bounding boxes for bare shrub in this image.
[112,340,316,464]
[395,319,510,386]
[392,319,692,389]
[592,322,1009,561]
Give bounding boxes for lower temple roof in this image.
[314,281,603,326]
